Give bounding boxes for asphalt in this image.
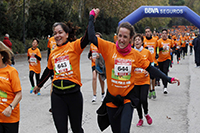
[13,46,200,133]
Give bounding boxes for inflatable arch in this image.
[119,6,200,29]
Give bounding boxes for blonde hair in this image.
[0,41,13,65]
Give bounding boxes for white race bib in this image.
[30,57,37,63]
[55,55,71,74]
[148,46,154,54]
[114,59,132,76]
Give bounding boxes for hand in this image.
[33,86,41,94]
[144,70,149,77]
[96,53,100,58]
[2,106,12,117]
[171,77,180,86]
[90,8,100,20]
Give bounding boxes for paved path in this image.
[14,47,199,133]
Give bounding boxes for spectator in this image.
[3,34,15,66]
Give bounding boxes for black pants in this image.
[190,46,193,54]
[107,103,133,133]
[0,121,19,133]
[181,47,186,57]
[176,49,180,61]
[51,89,84,133]
[134,85,149,119]
[29,71,40,87]
[158,59,170,88]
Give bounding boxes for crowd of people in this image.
[1,7,200,133]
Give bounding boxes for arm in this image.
[2,91,22,117]
[33,67,53,94]
[80,28,90,49]
[34,54,41,61]
[146,63,180,85]
[88,9,99,47]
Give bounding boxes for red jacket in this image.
[3,37,12,50]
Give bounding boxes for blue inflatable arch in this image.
[119,6,200,29]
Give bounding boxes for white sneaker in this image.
[92,96,96,103]
[101,94,105,102]
[163,88,168,94]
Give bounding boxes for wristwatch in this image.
[9,104,14,110]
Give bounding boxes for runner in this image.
[157,29,174,94]
[133,34,153,127]
[143,26,159,99]
[88,32,105,103]
[189,33,194,55]
[88,8,180,133]
[27,38,42,96]
[33,21,89,133]
[0,41,22,133]
[180,33,186,59]
[174,35,181,64]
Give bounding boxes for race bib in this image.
[114,59,132,76]
[176,46,180,49]
[30,57,37,63]
[55,55,71,74]
[92,50,98,59]
[148,46,154,54]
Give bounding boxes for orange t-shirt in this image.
[189,37,193,46]
[97,38,150,108]
[143,37,158,64]
[89,43,99,67]
[181,36,186,47]
[47,36,57,52]
[134,48,153,85]
[27,48,42,74]
[174,39,181,50]
[153,36,159,40]
[157,38,173,62]
[47,39,84,86]
[0,65,22,123]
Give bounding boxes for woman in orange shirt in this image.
[0,41,22,133]
[133,34,153,127]
[33,22,89,133]
[88,8,180,133]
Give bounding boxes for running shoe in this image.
[148,91,152,99]
[152,90,156,99]
[136,119,143,127]
[101,94,105,102]
[30,87,34,94]
[145,114,152,125]
[92,95,96,103]
[163,88,168,94]
[177,61,179,64]
[37,92,41,96]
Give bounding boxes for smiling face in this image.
[134,36,143,49]
[117,27,132,49]
[53,25,69,46]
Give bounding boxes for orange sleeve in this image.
[10,69,22,93]
[47,53,53,70]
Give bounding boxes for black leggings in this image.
[29,71,40,87]
[176,49,180,61]
[0,121,19,133]
[107,103,133,133]
[134,85,149,119]
[51,90,84,133]
[158,59,170,88]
